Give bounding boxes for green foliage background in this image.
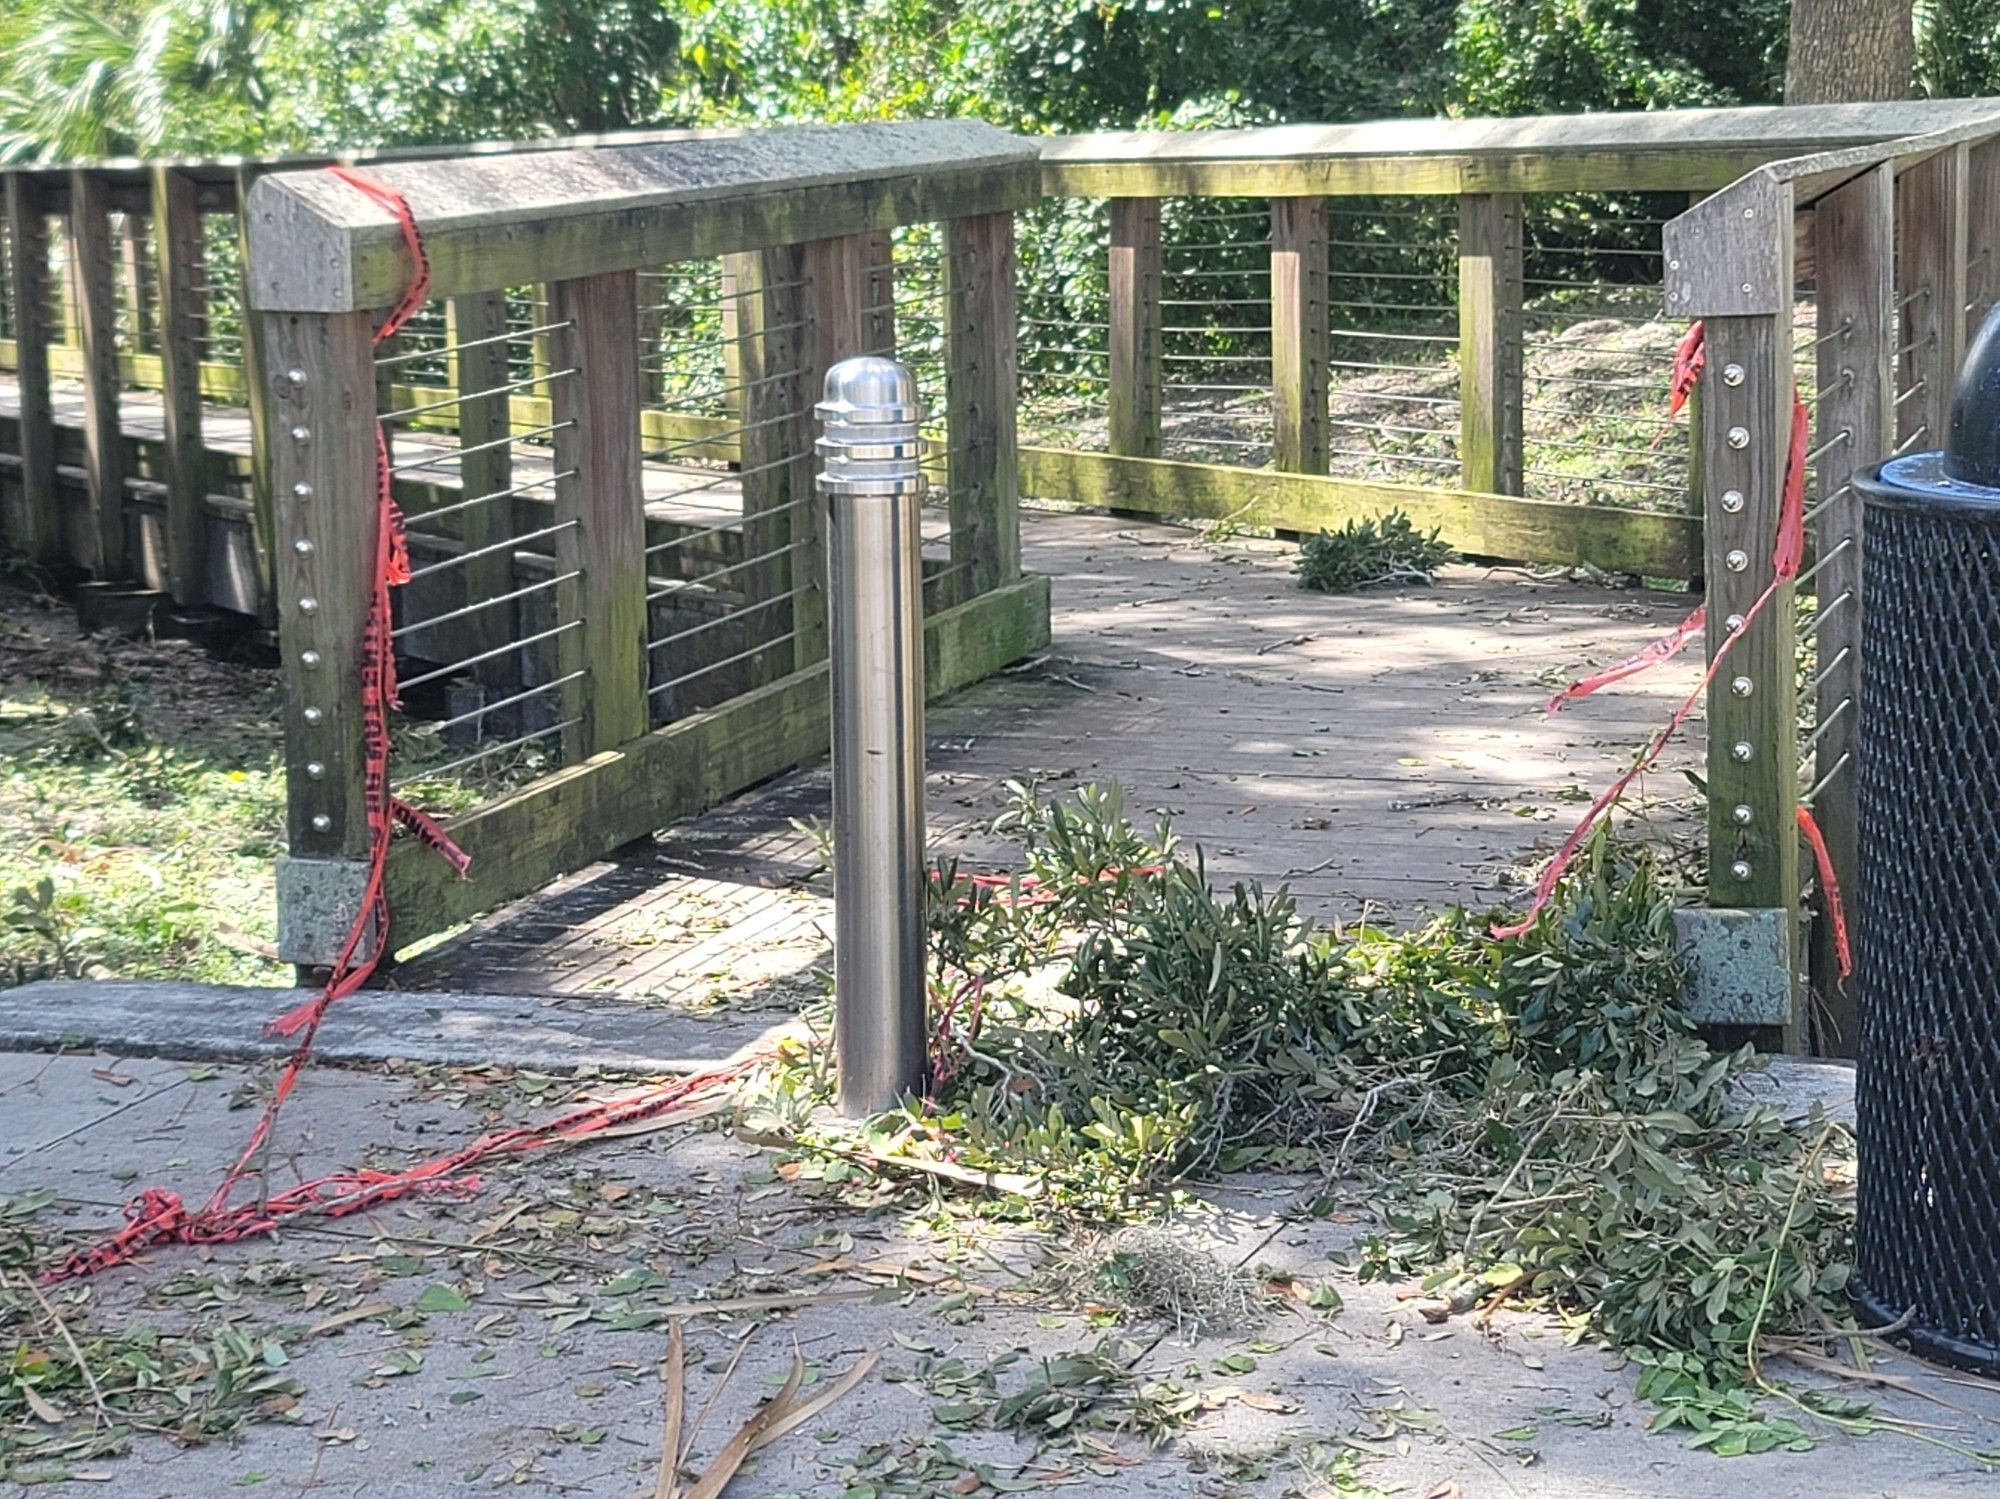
[3,0,1994,163]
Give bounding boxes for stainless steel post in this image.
[817,356,927,1115]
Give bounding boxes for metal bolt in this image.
[1725,549,1749,572]
[1730,859,1753,880]
[1721,488,1745,513]
[1669,258,1681,270]
[292,482,312,500]
[294,538,314,555]
[1740,282,1753,295]
[1731,740,1754,762]
[1727,426,1750,449]
[290,425,311,443]
[302,706,323,724]
[305,761,325,779]
[1743,207,1756,218]
[298,596,318,614]
[1731,675,1753,697]
[1732,804,1754,826]
[1722,363,1745,386]
[311,814,332,832]
[300,650,321,669]
[1725,613,1746,632]
[286,367,308,386]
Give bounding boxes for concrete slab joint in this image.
[1673,904,1792,1025]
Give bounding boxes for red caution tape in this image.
[46,168,481,1282]
[1544,605,1708,714]
[1668,320,1706,415]
[43,1059,756,1283]
[1772,391,1809,582]
[1493,320,1811,939]
[1796,805,1853,980]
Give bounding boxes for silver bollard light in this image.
[816,356,928,1116]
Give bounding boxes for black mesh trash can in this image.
[1850,304,2000,1376]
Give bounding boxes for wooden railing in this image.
[261,124,1044,962]
[1662,115,2000,1050]
[6,103,1999,982]
[1015,100,2000,582]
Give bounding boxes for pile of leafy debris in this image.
[0,1190,302,1481]
[1295,511,1455,592]
[755,782,1853,1390]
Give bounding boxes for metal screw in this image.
[1725,613,1746,632]
[1732,804,1754,826]
[1743,207,1756,219]
[1722,363,1745,386]
[1725,549,1749,572]
[311,814,332,832]
[1730,859,1753,880]
[1740,282,1753,294]
[1727,426,1750,449]
[1721,488,1745,513]
[1731,740,1754,762]
[305,761,325,780]
[300,650,321,669]
[294,538,314,556]
[293,482,312,500]
[1731,675,1753,697]
[290,425,311,443]
[298,596,318,614]
[1669,258,1681,270]
[302,706,323,724]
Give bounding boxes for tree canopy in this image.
[0,0,1991,161]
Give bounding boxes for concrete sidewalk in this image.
[0,1020,1991,1498]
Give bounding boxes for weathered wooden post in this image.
[1968,138,2000,332]
[797,231,876,669]
[1270,196,1329,475]
[732,244,808,687]
[3,172,60,564]
[266,309,380,968]
[944,210,1021,600]
[442,288,517,694]
[233,166,278,622]
[152,166,211,606]
[1458,192,1525,495]
[1667,175,1804,1048]
[1107,197,1163,458]
[70,168,128,579]
[549,270,649,759]
[1807,163,1893,1054]
[1895,143,1968,452]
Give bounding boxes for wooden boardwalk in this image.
[396,509,1702,1006]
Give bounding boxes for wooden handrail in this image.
[1041,100,2000,197]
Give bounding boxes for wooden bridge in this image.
[4,99,1999,1050]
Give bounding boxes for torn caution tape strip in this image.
[47,167,481,1281]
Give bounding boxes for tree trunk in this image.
[1785,0,1914,103]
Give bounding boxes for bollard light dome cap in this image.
[817,355,921,425]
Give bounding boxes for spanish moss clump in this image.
[1057,1226,1265,1338]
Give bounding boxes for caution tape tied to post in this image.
[41,171,751,1284]
[1493,321,1848,977]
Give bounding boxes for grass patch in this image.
[0,590,290,988]
[0,582,556,989]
